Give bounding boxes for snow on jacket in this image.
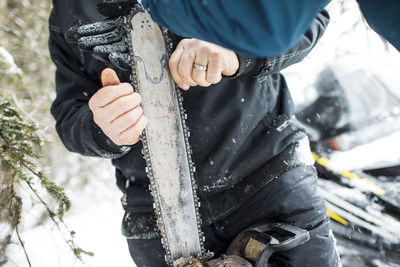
[49,0,329,224]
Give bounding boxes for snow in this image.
[4,1,400,266]
[285,0,400,174]
[285,2,400,112]
[328,131,400,171]
[5,157,134,267]
[0,46,23,75]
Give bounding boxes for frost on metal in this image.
[126,7,211,266]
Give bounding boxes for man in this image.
[49,1,338,265]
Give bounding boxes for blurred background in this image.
[0,0,132,266]
[1,0,399,266]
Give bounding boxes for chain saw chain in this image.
[124,6,212,266]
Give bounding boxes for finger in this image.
[110,106,143,134]
[206,52,223,84]
[90,82,133,108]
[192,48,211,87]
[109,52,131,72]
[64,24,80,44]
[93,40,129,55]
[169,46,189,90]
[116,115,148,145]
[222,51,239,76]
[77,19,119,36]
[177,48,197,87]
[78,23,125,50]
[101,68,120,86]
[102,93,142,122]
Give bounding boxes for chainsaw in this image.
[70,4,309,265]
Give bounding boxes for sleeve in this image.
[49,16,131,159]
[141,0,330,57]
[357,0,400,52]
[228,10,330,79]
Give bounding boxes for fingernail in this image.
[182,84,190,90]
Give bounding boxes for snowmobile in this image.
[295,57,400,266]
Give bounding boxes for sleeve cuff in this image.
[89,111,132,155]
[226,55,261,79]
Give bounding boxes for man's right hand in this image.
[89,68,147,146]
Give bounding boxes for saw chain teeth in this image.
[161,27,208,263]
[126,8,175,264]
[126,6,209,265]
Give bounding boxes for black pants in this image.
[127,166,341,267]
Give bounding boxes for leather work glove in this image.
[65,0,139,71]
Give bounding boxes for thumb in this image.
[101,68,120,87]
[222,52,239,77]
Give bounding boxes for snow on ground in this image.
[5,156,134,267]
[328,131,400,171]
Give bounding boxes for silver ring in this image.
[193,63,207,71]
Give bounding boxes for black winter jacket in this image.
[49,0,329,225]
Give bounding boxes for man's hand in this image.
[169,38,239,90]
[89,68,147,146]
[65,17,131,72]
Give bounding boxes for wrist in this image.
[89,111,132,154]
[227,54,258,79]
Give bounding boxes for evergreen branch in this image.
[15,225,31,267]
[20,162,71,220]
[23,178,93,264]
[0,95,92,265]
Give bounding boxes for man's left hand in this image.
[169,38,239,90]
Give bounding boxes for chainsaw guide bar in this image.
[125,6,212,266]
